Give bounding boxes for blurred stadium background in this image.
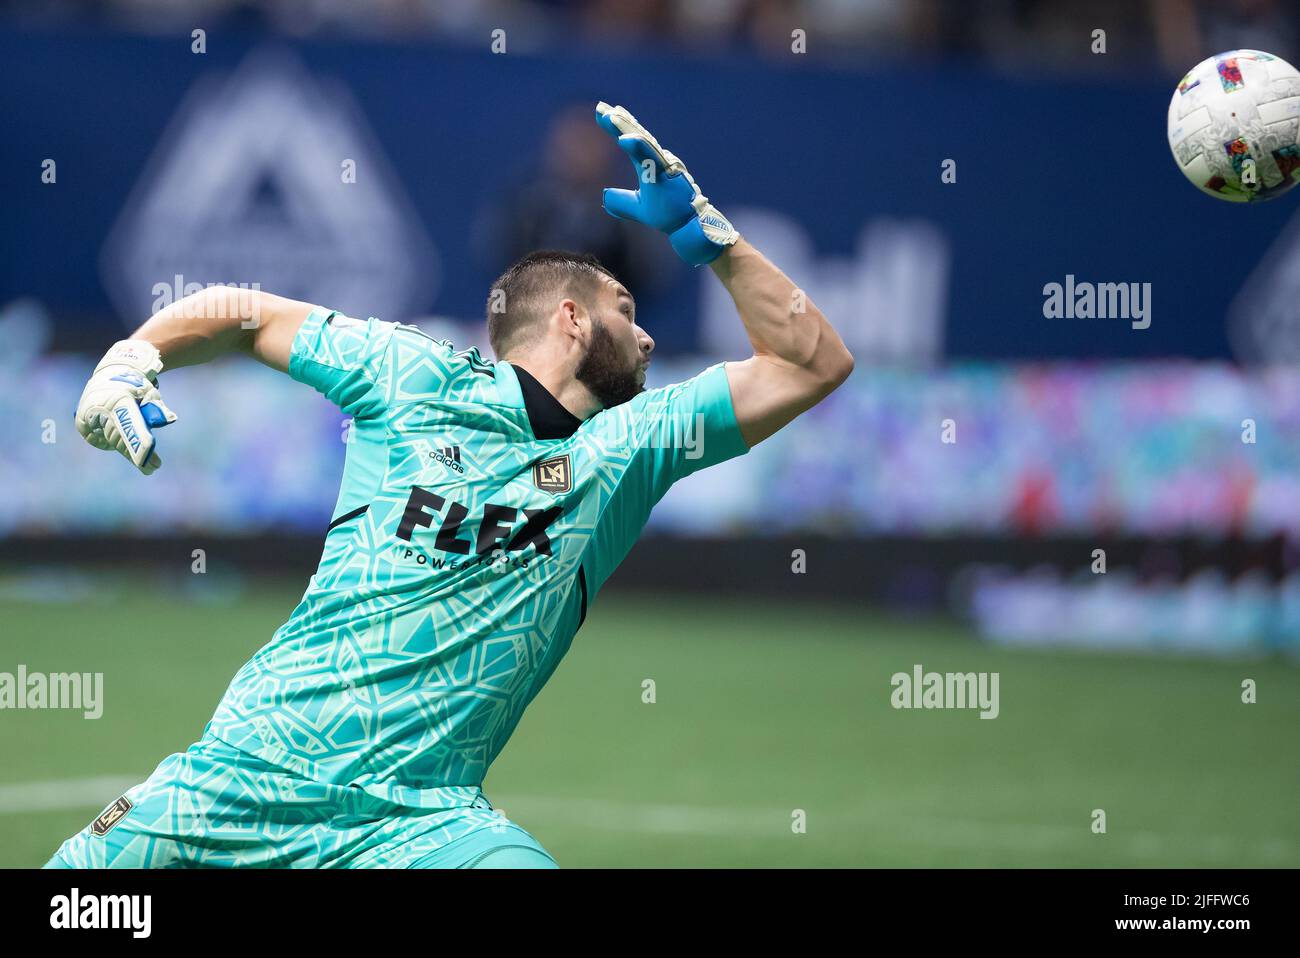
[1,0,1298,867]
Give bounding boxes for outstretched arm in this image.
[594,101,853,447]
[74,288,317,473]
[131,287,316,372]
[710,240,852,446]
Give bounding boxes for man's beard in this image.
[576,321,643,409]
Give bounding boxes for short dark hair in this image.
[485,250,617,359]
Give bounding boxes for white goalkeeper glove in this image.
[74,340,178,475]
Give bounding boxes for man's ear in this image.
[558,298,588,344]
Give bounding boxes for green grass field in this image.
[1,573,1296,868]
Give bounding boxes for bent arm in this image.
[712,239,854,446]
[130,287,318,372]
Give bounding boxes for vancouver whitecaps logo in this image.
[101,48,439,325]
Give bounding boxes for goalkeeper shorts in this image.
[43,732,557,869]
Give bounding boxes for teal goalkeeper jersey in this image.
[205,308,749,806]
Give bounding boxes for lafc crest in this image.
[90,796,133,836]
[532,455,572,494]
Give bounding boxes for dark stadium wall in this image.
[3,25,1296,361]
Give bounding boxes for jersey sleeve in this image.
[631,361,750,486]
[583,362,750,593]
[288,308,399,419]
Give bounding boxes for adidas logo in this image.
[430,445,465,474]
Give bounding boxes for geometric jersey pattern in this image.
[47,731,533,868]
[202,308,749,808]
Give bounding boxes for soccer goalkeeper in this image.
[49,103,853,868]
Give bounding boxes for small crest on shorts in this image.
[532,455,572,494]
[90,796,133,837]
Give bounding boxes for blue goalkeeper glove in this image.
[595,101,740,267]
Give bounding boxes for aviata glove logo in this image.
[115,406,141,454]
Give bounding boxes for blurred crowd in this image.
[689,360,1300,540]
[10,337,1298,542]
[6,0,1297,74]
[969,565,1300,653]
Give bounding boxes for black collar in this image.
[512,365,582,440]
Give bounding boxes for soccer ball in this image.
[1167,50,1300,202]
